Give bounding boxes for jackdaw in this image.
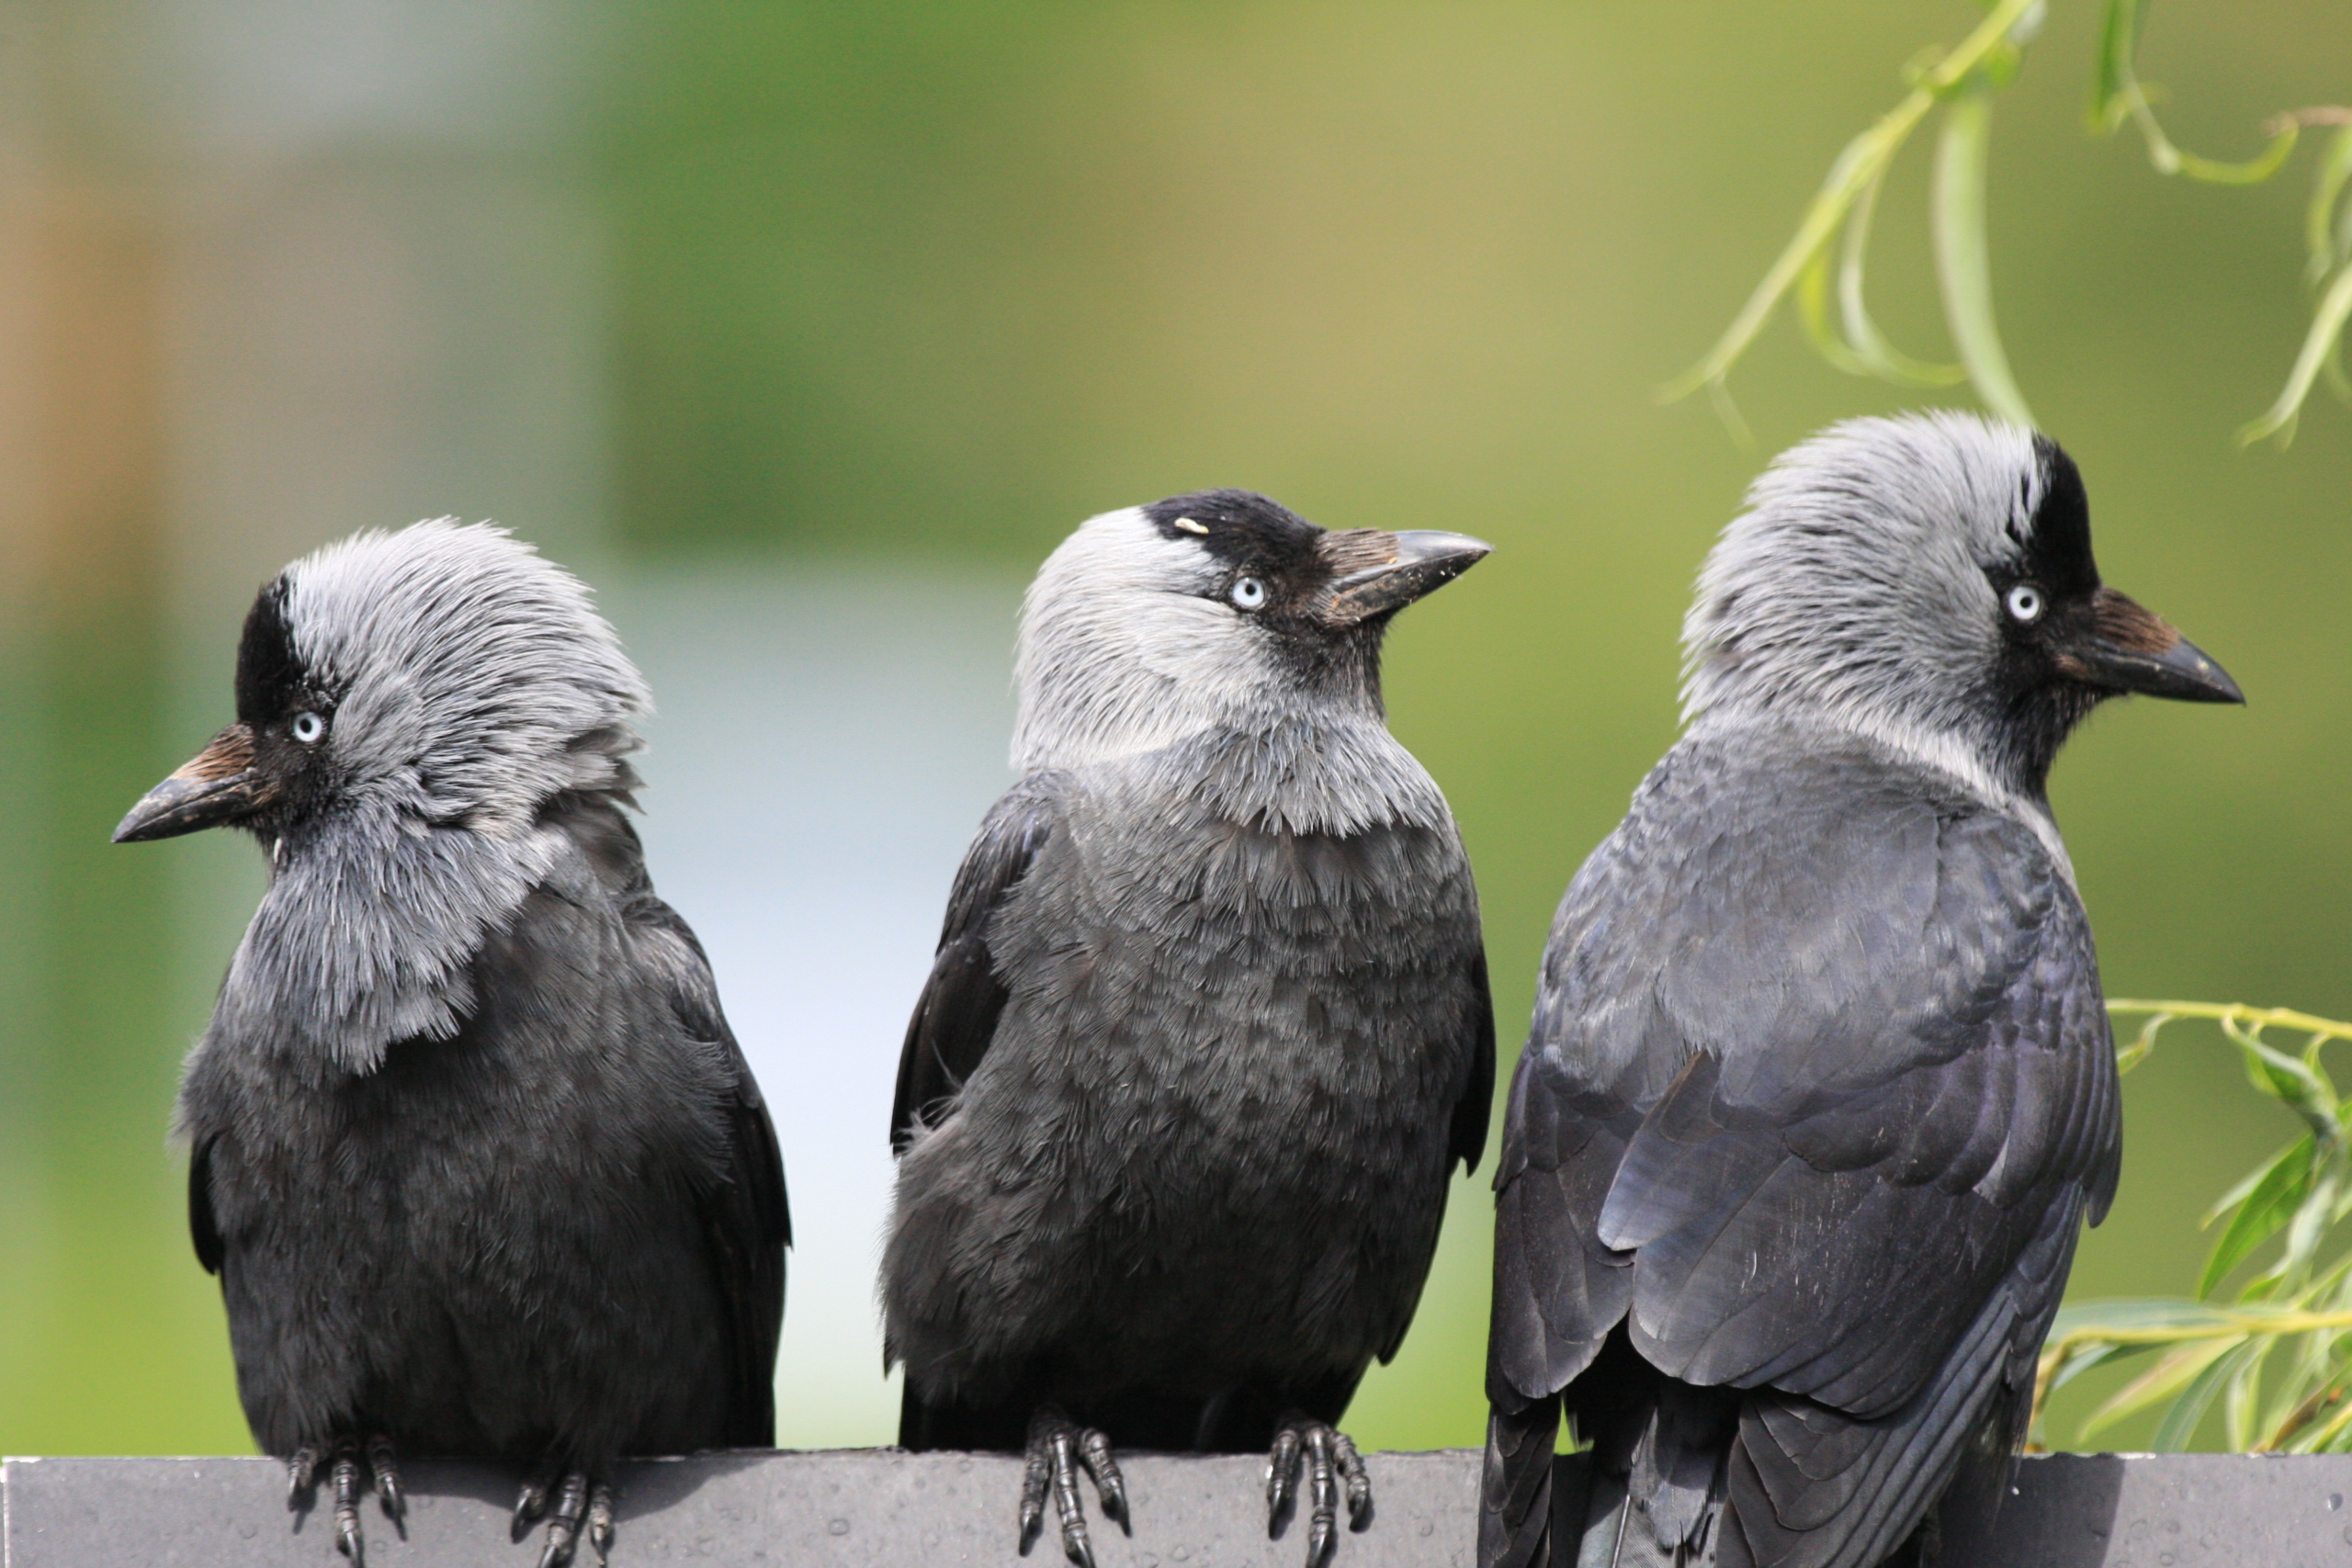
[1480,413,2242,1568]
[114,521,789,1568]
[882,490,1495,1566]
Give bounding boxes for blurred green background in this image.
[3,0,2346,1460]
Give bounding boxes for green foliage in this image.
[1668,1,2352,446]
[2035,1002,2352,1453]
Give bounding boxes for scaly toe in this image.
[288,1447,322,1511]
[1267,1424,1304,1522]
[1334,1430,1372,1528]
[366,1435,406,1530]
[1267,1414,1372,1566]
[331,1450,367,1565]
[1079,1427,1128,1535]
[586,1483,617,1568]
[537,1472,592,1568]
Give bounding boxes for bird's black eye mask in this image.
[1986,438,2102,635]
[229,574,345,823]
[1144,489,1330,619]
[233,577,342,729]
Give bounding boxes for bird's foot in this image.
[1018,1404,1127,1567]
[514,1464,616,1568]
[1265,1413,1370,1566]
[286,1434,405,1565]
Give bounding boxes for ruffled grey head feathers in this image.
[1682,412,2047,734]
[282,519,649,829]
[1678,412,2074,811]
[208,520,650,1075]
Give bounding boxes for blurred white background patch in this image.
[615,564,1022,1447]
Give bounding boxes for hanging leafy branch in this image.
[2033,1001,2352,1453]
[1665,0,2352,446]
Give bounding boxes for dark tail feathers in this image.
[1481,1382,1737,1568]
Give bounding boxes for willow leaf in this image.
[2311,125,2352,286]
[2200,1134,2318,1298]
[1838,163,1966,387]
[2241,261,2352,446]
[2085,1334,2243,1438]
[1932,85,2034,426]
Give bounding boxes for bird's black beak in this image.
[1315,529,1493,626]
[114,723,278,842]
[2057,588,2244,705]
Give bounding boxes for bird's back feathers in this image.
[1483,724,2116,1568]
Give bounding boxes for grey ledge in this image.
[7,1449,2352,1567]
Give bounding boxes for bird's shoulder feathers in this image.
[1490,727,2118,1415]
[890,772,1069,1153]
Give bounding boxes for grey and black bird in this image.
[115,522,789,1568]
[882,490,1495,1566]
[1480,413,2243,1568]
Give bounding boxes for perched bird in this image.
[883,490,1495,1567]
[1480,413,2243,1568]
[115,522,789,1568]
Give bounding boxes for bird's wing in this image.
[889,773,1066,1153]
[1595,803,2114,1419]
[628,886,791,1450]
[188,1134,224,1276]
[1720,1176,2086,1568]
[1490,739,2120,1418]
[1449,947,1498,1175]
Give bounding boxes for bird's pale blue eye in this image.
[291,711,326,744]
[1229,577,1267,611]
[2004,583,2043,624]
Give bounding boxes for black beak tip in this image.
[112,770,257,844]
[112,799,178,844]
[2166,638,2245,705]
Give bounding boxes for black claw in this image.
[586,1483,617,1568]
[288,1448,321,1511]
[515,1470,553,1533]
[537,1472,592,1568]
[366,1436,405,1528]
[332,1451,366,1565]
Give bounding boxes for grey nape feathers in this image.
[116,520,789,1568]
[883,491,1496,1568]
[1481,412,2240,1568]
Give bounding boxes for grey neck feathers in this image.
[216,738,642,1078]
[1118,706,1449,839]
[215,807,567,1077]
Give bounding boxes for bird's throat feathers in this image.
[1145,714,1451,840]
[206,804,568,1078]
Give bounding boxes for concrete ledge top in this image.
[7,1449,2352,1567]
